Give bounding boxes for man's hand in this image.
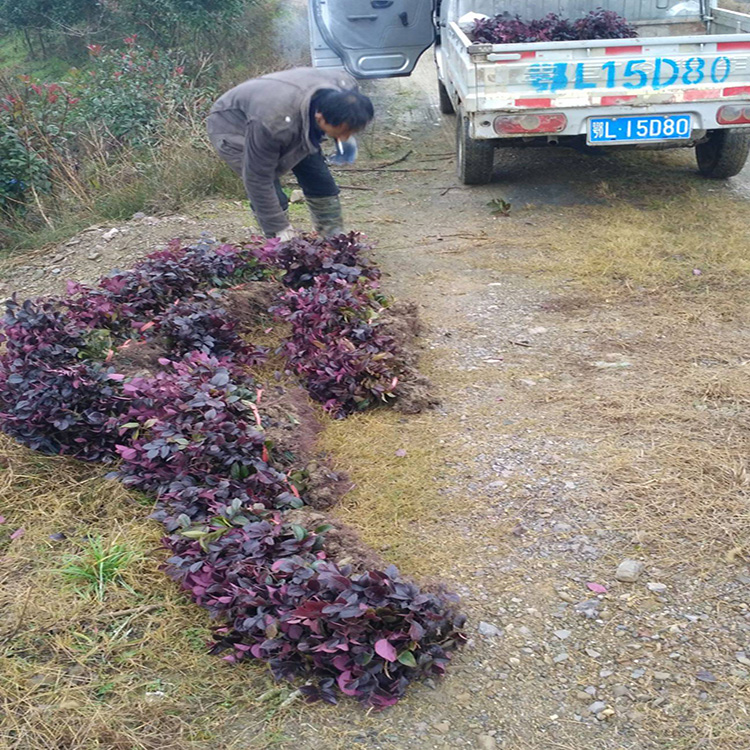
[276,226,296,242]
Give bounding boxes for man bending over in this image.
[207,67,374,240]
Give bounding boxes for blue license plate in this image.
[588,114,692,144]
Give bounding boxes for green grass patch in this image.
[59,536,141,601]
[0,32,73,79]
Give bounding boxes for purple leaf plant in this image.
[473,8,636,44]
[0,233,464,708]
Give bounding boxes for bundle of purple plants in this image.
[0,233,464,707]
[272,276,401,416]
[0,296,126,461]
[169,530,461,708]
[153,293,266,365]
[64,238,272,333]
[255,233,407,417]
[113,354,289,498]
[473,8,637,44]
[0,238,271,463]
[253,232,382,289]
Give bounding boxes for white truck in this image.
[308,0,750,183]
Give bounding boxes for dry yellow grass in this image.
[518,192,750,294]
[460,175,750,305]
[315,341,517,581]
[572,339,750,566]
[0,436,293,750]
[460,186,750,568]
[319,408,478,578]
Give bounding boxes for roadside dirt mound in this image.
[0,206,252,300]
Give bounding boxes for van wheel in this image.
[438,79,455,115]
[457,108,494,185]
[696,129,750,178]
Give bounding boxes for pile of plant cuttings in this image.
[0,233,463,709]
[473,8,637,44]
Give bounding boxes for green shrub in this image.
[0,0,287,250]
[0,0,100,39]
[72,39,210,146]
[0,39,213,222]
[0,122,50,212]
[118,0,248,45]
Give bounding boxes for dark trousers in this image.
[274,150,339,210]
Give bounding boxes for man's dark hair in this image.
[313,88,374,131]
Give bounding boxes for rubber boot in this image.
[305,195,344,237]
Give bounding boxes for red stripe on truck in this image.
[684,89,721,101]
[723,86,750,96]
[514,98,552,107]
[717,41,750,51]
[604,46,643,55]
[600,95,638,105]
[494,51,537,63]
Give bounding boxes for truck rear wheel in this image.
[457,108,494,185]
[438,79,455,115]
[696,129,750,178]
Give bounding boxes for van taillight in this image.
[493,113,567,134]
[717,105,750,125]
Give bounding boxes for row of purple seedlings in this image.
[0,234,464,708]
[472,9,636,45]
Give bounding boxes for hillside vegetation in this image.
[0,0,307,253]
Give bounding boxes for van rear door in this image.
[309,0,436,78]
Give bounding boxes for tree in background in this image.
[120,0,248,45]
[0,0,264,57]
[0,0,102,56]
[0,0,294,248]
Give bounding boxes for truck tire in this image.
[438,79,455,115]
[456,108,494,185]
[695,128,750,178]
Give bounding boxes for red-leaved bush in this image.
[0,296,125,461]
[153,294,267,365]
[65,238,271,333]
[114,352,297,508]
[253,231,381,289]
[167,528,462,708]
[251,231,405,417]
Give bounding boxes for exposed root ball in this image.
[285,508,387,573]
[110,340,166,377]
[379,301,439,413]
[379,301,423,365]
[262,385,352,510]
[224,282,283,330]
[394,368,440,414]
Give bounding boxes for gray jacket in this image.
[207,67,357,236]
